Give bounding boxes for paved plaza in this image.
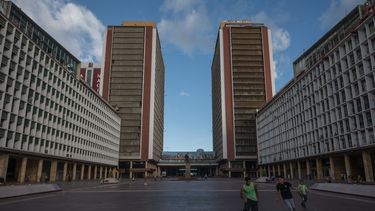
[0,178,374,211]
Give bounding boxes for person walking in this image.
[276,176,296,211]
[240,177,259,211]
[297,180,308,208]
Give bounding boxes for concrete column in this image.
[277,165,281,177]
[36,159,43,182]
[272,165,276,177]
[94,165,98,179]
[215,166,219,176]
[362,151,374,182]
[185,163,191,179]
[129,161,133,179]
[329,156,335,180]
[283,163,287,178]
[87,165,92,180]
[344,154,351,178]
[72,163,77,180]
[316,158,323,179]
[297,161,302,180]
[104,167,108,178]
[289,162,294,179]
[63,162,68,182]
[228,161,231,178]
[145,162,148,178]
[49,160,58,182]
[80,164,85,180]
[99,166,103,179]
[267,165,271,177]
[243,161,246,178]
[306,160,311,178]
[112,167,116,178]
[0,154,9,182]
[17,157,28,183]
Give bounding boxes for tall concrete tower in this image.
[211,21,275,178]
[102,21,165,178]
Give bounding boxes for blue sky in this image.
[15,0,364,151]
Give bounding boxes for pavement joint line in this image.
[66,189,278,193]
[67,189,239,193]
[62,183,119,191]
[0,194,57,206]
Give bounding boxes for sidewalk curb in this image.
[310,183,375,199]
[310,187,375,199]
[0,189,62,200]
[0,184,62,199]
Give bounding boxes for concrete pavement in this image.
[0,178,374,211]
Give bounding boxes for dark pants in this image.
[243,199,258,211]
[301,194,307,207]
[302,195,307,202]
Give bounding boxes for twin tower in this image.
[102,21,274,178]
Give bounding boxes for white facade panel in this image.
[257,7,375,165]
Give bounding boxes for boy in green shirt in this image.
[297,180,308,208]
[240,177,259,211]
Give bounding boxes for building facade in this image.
[257,2,375,182]
[0,0,121,183]
[80,62,101,93]
[211,21,275,178]
[102,21,164,178]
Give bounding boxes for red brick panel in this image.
[103,27,113,101]
[80,68,86,80]
[93,68,101,92]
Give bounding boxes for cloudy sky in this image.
[14,0,363,151]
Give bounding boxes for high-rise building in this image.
[80,62,101,93]
[102,21,164,178]
[257,2,375,182]
[0,0,121,183]
[211,21,275,178]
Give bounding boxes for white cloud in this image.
[13,0,105,63]
[272,59,278,79]
[271,28,290,52]
[252,11,290,53]
[161,0,200,14]
[158,0,213,55]
[179,91,190,97]
[319,0,363,29]
[250,11,291,81]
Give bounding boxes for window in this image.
[359,114,365,128]
[366,112,372,126]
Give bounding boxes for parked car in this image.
[101,177,119,184]
[255,176,270,183]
